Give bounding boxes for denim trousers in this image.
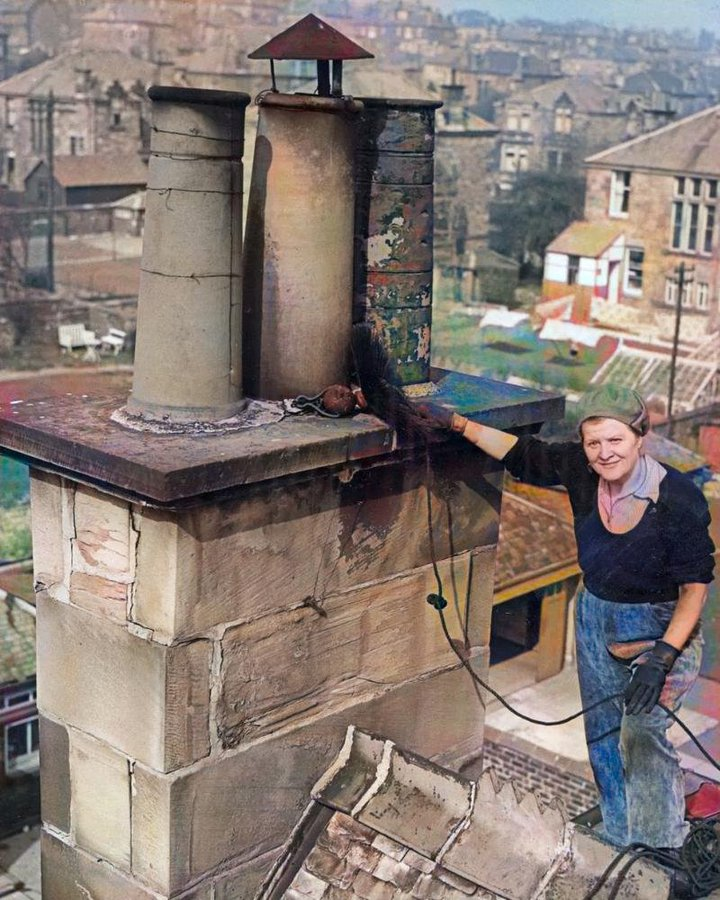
[575,587,702,848]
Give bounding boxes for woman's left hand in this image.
[624,640,679,714]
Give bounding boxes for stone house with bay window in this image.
[541,104,720,342]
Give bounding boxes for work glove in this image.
[624,640,679,715]
[415,401,456,431]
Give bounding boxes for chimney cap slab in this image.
[0,371,563,506]
[248,14,374,61]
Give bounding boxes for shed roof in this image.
[546,220,624,258]
[585,104,720,176]
[29,154,148,189]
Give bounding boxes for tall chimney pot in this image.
[126,86,251,425]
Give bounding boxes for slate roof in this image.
[477,50,519,76]
[495,486,577,594]
[622,70,685,97]
[585,104,720,176]
[546,221,624,258]
[0,49,157,98]
[509,76,615,113]
[29,154,148,189]
[259,727,671,899]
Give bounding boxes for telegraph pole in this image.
[46,90,55,292]
[667,261,693,437]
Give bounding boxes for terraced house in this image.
[542,104,720,345]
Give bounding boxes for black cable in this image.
[582,832,720,900]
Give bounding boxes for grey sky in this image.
[434,0,720,33]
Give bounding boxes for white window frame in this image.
[623,247,644,296]
[702,204,715,254]
[609,170,631,217]
[696,282,709,310]
[4,714,39,772]
[681,280,693,308]
[665,277,678,307]
[672,199,715,253]
[1,686,36,709]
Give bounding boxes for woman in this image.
[423,384,715,850]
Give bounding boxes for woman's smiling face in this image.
[581,417,643,485]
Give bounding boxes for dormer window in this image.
[554,106,573,134]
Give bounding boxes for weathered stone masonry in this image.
[27,429,553,898]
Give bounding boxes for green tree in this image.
[489,171,586,277]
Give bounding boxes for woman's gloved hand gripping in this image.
[624,640,680,714]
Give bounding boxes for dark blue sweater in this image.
[503,436,715,604]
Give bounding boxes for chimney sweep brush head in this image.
[350,324,434,444]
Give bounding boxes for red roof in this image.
[248,14,373,61]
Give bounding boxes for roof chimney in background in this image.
[242,17,370,399]
[126,86,251,424]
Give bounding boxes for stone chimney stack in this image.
[0,21,564,900]
[440,78,467,130]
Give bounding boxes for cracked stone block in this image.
[132,451,501,642]
[131,665,485,895]
[217,555,473,747]
[465,546,498,648]
[39,715,70,833]
[70,570,128,621]
[70,730,131,871]
[41,829,157,900]
[132,479,337,641]
[30,470,67,593]
[73,484,135,580]
[36,595,211,771]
